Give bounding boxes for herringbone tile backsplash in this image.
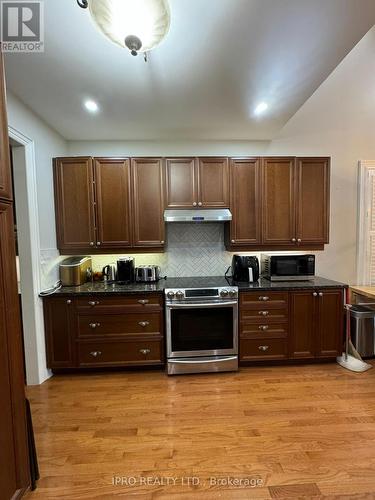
[92,223,235,277]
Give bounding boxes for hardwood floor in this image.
[25,362,375,499]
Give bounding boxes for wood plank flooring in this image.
[24,362,375,499]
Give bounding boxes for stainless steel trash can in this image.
[350,305,375,357]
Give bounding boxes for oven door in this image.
[166,301,238,358]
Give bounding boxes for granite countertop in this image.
[50,276,348,296]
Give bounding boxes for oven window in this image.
[171,307,234,352]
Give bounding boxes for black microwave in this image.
[261,254,315,281]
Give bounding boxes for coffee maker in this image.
[117,258,135,283]
[231,255,259,282]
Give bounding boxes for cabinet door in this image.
[166,158,197,208]
[262,157,296,245]
[296,157,330,245]
[44,297,76,368]
[198,157,229,207]
[317,289,343,358]
[289,290,316,358]
[132,158,165,247]
[54,157,96,250]
[0,51,12,201]
[94,158,132,248]
[229,158,261,245]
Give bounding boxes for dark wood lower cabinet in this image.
[43,294,164,370]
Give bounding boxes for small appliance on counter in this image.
[261,254,315,281]
[59,256,92,286]
[135,265,161,283]
[231,255,259,282]
[117,257,135,283]
[102,263,117,282]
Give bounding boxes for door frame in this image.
[8,125,51,385]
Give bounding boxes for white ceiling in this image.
[4,0,375,140]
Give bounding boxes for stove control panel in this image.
[165,286,238,301]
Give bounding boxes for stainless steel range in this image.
[165,285,238,375]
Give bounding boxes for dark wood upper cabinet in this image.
[94,158,132,248]
[198,157,229,207]
[54,157,96,250]
[316,289,343,357]
[132,158,165,247]
[262,157,296,245]
[166,158,197,208]
[296,157,330,245]
[0,53,12,201]
[228,158,261,245]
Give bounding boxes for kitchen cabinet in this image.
[132,158,165,247]
[54,157,165,252]
[165,157,229,208]
[227,158,261,245]
[94,158,132,248]
[262,157,296,245]
[54,157,96,251]
[296,157,330,245]
[289,288,343,359]
[43,294,164,370]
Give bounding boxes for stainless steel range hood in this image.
[164,209,232,222]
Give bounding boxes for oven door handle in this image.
[166,301,237,308]
[169,356,238,364]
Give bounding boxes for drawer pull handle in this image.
[66,299,72,305]
[312,292,318,297]
[138,321,150,327]
[88,301,99,306]
[89,322,100,329]
[90,351,102,357]
[258,345,269,351]
[319,292,323,297]
[139,348,151,355]
[138,299,149,305]
[258,296,269,301]
[259,310,269,316]
[259,325,269,331]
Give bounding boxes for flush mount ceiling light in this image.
[84,99,99,113]
[77,0,171,60]
[254,102,268,116]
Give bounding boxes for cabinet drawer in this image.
[241,308,288,323]
[240,292,288,310]
[78,340,163,366]
[77,312,162,338]
[240,338,288,361]
[240,323,288,339]
[75,294,162,312]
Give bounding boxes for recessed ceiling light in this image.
[84,99,99,113]
[254,102,268,116]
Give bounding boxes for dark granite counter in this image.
[51,276,347,296]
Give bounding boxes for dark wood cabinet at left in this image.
[53,157,165,253]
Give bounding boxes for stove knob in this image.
[220,289,229,297]
[176,291,184,300]
[229,289,237,297]
[167,291,175,299]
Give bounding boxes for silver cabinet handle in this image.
[297,238,302,243]
[259,325,269,331]
[138,299,149,305]
[66,299,72,305]
[88,300,99,306]
[258,345,269,351]
[319,292,323,297]
[259,310,269,316]
[312,292,318,297]
[292,238,296,242]
[138,321,150,327]
[198,202,203,206]
[90,242,94,246]
[90,351,102,357]
[193,202,197,206]
[160,240,165,244]
[258,296,269,301]
[89,322,101,329]
[97,241,101,246]
[231,239,235,243]
[139,348,151,355]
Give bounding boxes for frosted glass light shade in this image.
[88,0,170,53]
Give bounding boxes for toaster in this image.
[135,265,161,283]
[59,256,92,286]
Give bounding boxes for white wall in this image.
[7,91,67,384]
[268,27,375,285]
